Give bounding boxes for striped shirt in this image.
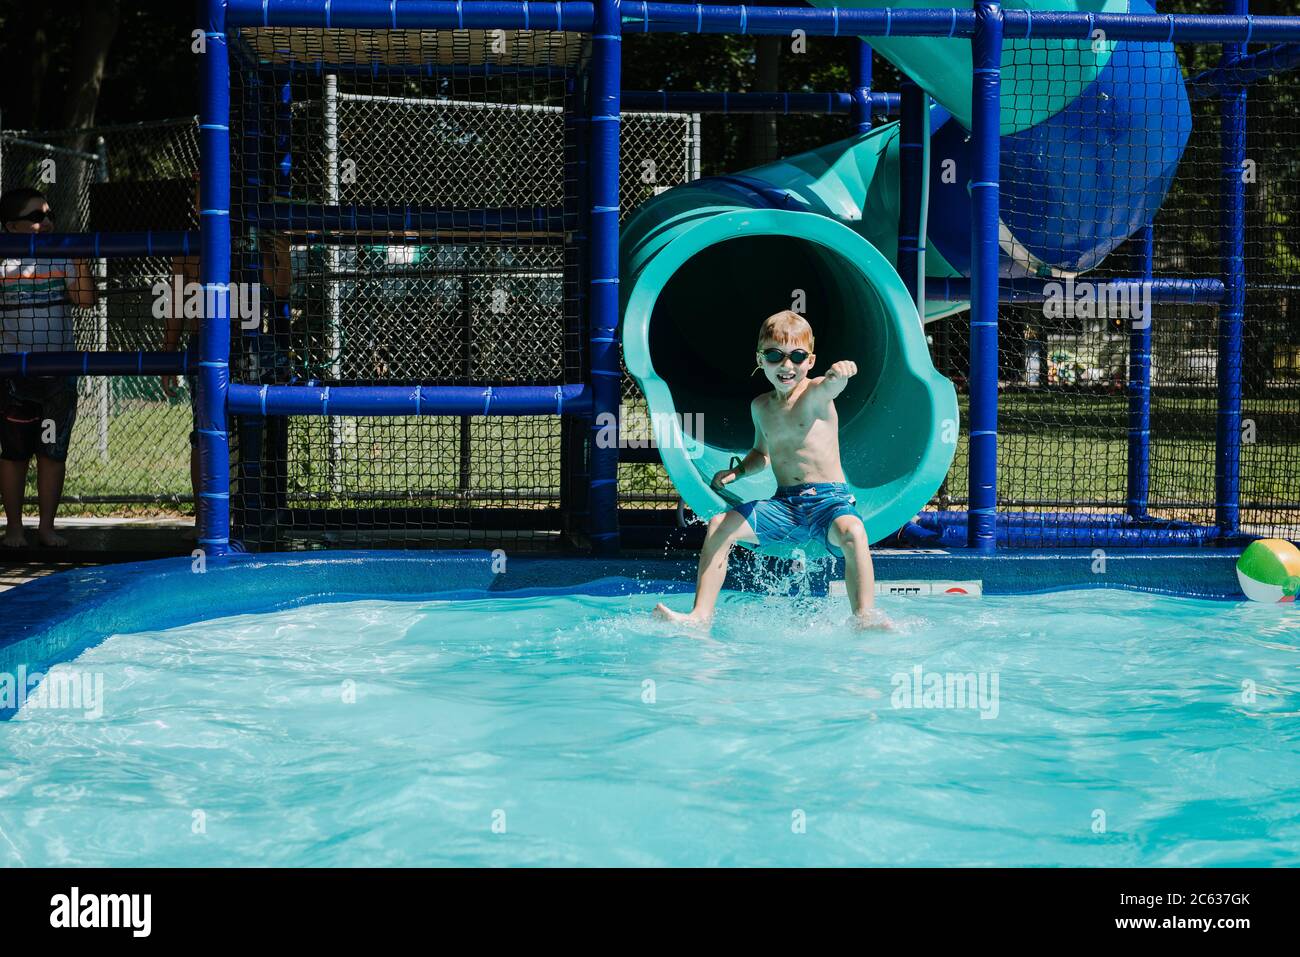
[0,258,76,353]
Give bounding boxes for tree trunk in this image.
[62,0,121,146]
[1,4,52,132]
[54,0,119,229]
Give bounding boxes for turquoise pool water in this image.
[1,587,1297,866]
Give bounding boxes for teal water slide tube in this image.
[619,0,1190,547]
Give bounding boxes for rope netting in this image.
[922,40,1300,544]
[226,27,698,548]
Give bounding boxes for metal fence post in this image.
[93,134,111,464]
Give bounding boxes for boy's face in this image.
[3,198,52,234]
[757,337,814,394]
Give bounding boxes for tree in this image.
[63,0,121,138]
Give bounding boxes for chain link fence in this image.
[222,27,701,547]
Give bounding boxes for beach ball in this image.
[1236,539,1300,603]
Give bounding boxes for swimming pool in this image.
[1,551,1296,866]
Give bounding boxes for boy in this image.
[0,188,96,548]
[654,310,888,630]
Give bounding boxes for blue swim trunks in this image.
[735,481,863,558]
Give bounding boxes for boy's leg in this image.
[828,515,883,625]
[654,509,758,626]
[1,457,30,547]
[34,453,68,547]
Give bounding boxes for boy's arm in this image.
[812,360,858,401]
[736,398,771,476]
[162,256,199,350]
[261,233,292,299]
[64,259,96,308]
[711,399,769,488]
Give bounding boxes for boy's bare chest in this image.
[758,396,835,442]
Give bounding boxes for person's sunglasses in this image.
[12,209,51,224]
[759,347,810,365]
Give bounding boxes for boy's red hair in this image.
[756,310,814,352]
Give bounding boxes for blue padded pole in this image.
[223,2,1300,43]
[227,384,593,417]
[227,0,597,30]
[1189,42,1300,99]
[1127,224,1154,518]
[0,352,191,377]
[620,90,899,115]
[621,4,1300,41]
[0,232,198,258]
[897,78,926,309]
[569,76,590,372]
[852,39,873,133]
[588,0,622,554]
[967,0,1002,552]
[995,9,1297,43]
[198,0,232,555]
[1216,0,1249,537]
[563,74,591,532]
[926,276,1225,305]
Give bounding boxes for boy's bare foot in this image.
[2,526,26,548]
[36,528,68,548]
[850,609,894,632]
[653,602,712,630]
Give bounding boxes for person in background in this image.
[161,176,290,531]
[0,187,96,548]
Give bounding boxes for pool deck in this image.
[0,517,193,592]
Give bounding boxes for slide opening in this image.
[647,234,891,453]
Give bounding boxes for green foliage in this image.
[0,1,196,130]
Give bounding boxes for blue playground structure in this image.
[2,0,1299,557]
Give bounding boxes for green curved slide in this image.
[620,0,1137,550]
[620,121,958,549]
[808,0,1126,135]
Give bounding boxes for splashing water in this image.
[1,587,1297,866]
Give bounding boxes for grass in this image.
[36,389,1300,525]
[58,398,193,516]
